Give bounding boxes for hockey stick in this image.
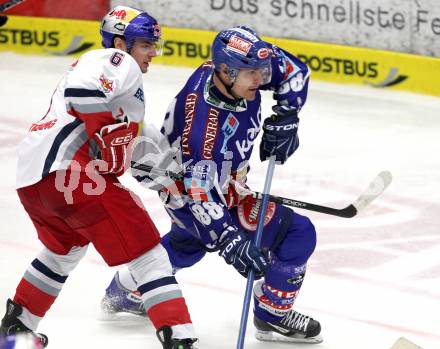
[255,170,392,218]
[0,0,27,27]
[0,0,27,12]
[130,161,392,218]
[236,156,276,349]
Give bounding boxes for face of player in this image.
[129,39,160,73]
[230,67,271,101]
[114,38,160,73]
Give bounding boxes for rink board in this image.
[1,15,439,97]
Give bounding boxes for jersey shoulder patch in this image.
[110,51,125,66]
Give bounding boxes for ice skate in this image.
[156,326,198,349]
[254,309,322,344]
[0,299,48,348]
[100,273,147,321]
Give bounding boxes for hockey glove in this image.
[224,165,252,208]
[225,180,253,209]
[218,226,268,279]
[94,122,135,175]
[259,105,299,164]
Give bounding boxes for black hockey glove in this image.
[259,105,299,164]
[218,226,268,279]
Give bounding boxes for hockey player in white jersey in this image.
[0,6,197,349]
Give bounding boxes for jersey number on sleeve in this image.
[190,202,224,225]
[110,52,125,66]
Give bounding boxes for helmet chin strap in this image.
[214,69,241,100]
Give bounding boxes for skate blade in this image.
[255,330,323,344]
[98,310,149,323]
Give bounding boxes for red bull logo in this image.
[110,9,127,20]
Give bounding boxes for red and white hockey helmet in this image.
[100,6,162,53]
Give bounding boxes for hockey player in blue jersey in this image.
[102,26,322,344]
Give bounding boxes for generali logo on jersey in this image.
[182,93,198,156]
[227,35,252,56]
[202,108,219,160]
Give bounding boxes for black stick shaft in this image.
[131,161,358,218]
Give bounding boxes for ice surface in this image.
[1,52,439,349]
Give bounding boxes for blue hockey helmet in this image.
[212,26,272,83]
[100,6,162,54]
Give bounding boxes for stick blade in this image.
[352,170,393,213]
[389,337,424,349]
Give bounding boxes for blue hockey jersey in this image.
[160,44,309,246]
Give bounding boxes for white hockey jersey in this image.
[16,48,145,188]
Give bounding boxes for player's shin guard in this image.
[128,244,196,341]
[253,279,322,343]
[12,246,86,331]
